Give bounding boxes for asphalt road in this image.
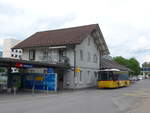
[0,79,150,113]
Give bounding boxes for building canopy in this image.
[0,58,69,69]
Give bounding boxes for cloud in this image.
[141,55,150,63]
[130,36,150,53]
[0,0,150,64]
[0,38,4,47]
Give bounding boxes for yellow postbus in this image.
[97,69,130,88]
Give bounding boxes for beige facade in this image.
[3,38,22,59]
[3,38,22,72]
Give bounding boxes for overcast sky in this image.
[0,0,150,64]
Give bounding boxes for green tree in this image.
[113,56,140,76]
[128,58,140,75]
[113,56,129,67]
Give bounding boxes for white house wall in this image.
[21,35,101,89]
[22,49,29,60]
[76,35,100,68]
[22,48,59,62]
[63,35,100,89]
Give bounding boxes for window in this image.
[88,37,90,45]
[87,52,91,62]
[29,50,35,60]
[43,49,48,57]
[15,50,18,53]
[93,54,98,63]
[94,72,97,78]
[80,50,83,61]
[19,50,22,53]
[80,70,82,82]
[19,55,21,59]
[99,71,114,81]
[11,54,14,57]
[88,71,91,82]
[59,50,66,57]
[15,55,18,58]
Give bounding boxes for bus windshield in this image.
[98,71,115,81]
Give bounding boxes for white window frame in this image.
[29,50,35,60]
[87,52,91,62]
[87,71,91,83]
[93,54,98,63]
[80,49,83,61]
[79,70,82,82]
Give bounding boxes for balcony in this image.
[39,55,70,65]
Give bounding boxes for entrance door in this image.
[56,70,64,90]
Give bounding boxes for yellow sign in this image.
[35,76,44,81]
[75,67,80,72]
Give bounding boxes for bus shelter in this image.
[0,58,70,94]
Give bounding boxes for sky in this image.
[0,0,150,64]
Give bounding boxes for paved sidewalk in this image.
[128,96,150,113]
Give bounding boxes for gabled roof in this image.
[13,24,109,54]
[101,58,131,71]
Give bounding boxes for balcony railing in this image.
[39,55,70,64]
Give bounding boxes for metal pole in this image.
[32,76,35,96]
[73,45,76,90]
[55,73,57,92]
[99,50,102,70]
[43,74,45,91]
[13,87,16,96]
[7,67,12,94]
[46,85,48,94]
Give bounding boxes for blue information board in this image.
[22,73,57,91]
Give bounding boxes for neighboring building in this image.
[141,67,150,77]
[3,38,22,59]
[13,24,109,89]
[0,51,2,57]
[3,38,22,72]
[101,58,130,71]
[141,62,150,78]
[102,55,113,60]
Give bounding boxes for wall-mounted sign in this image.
[23,64,33,68]
[35,76,44,81]
[15,63,32,68]
[15,63,23,68]
[75,67,80,72]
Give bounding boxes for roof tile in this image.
[13,24,98,49]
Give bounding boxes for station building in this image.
[12,24,109,90]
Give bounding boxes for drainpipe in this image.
[7,67,12,88]
[99,49,102,70]
[73,45,76,90]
